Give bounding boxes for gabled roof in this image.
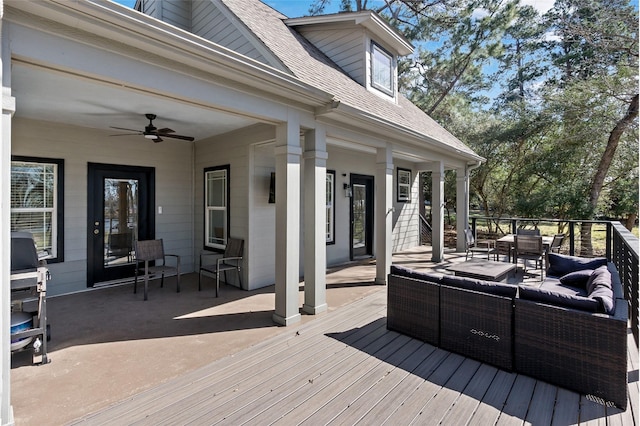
[219,0,481,162]
[285,10,414,57]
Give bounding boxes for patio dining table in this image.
[496,234,554,263]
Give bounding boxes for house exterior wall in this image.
[139,0,161,19]
[295,26,367,87]
[162,0,192,31]
[325,145,376,266]
[139,0,191,31]
[11,118,194,296]
[392,161,420,253]
[194,125,276,290]
[192,137,421,291]
[191,0,270,65]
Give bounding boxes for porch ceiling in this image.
[11,63,260,141]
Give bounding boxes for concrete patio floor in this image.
[8,247,557,425]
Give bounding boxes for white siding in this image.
[392,162,420,252]
[12,118,194,296]
[162,0,192,31]
[325,146,376,266]
[140,0,191,30]
[297,27,367,86]
[191,1,269,64]
[194,124,275,290]
[140,0,161,19]
[248,143,277,289]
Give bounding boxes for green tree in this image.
[543,0,638,253]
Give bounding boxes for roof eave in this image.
[285,11,413,56]
[317,103,485,164]
[8,0,335,108]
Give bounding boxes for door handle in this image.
[94,229,100,235]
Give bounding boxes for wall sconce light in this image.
[343,183,352,198]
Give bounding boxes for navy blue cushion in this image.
[442,275,517,298]
[519,286,600,312]
[587,266,615,314]
[589,285,615,315]
[586,265,612,293]
[541,278,588,297]
[547,253,607,277]
[390,265,442,284]
[559,269,594,289]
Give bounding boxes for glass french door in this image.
[87,163,155,286]
[350,174,374,259]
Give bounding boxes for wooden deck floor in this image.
[75,289,638,425]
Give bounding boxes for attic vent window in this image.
[371,42,393,95]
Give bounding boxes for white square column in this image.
[456,166,470,252]
[273,117,302,326]
[302,127,328,315]
[431,162,445,262]
[375,146,393,285]
[1,62,16,425]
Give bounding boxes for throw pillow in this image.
[559,269,594,289]
[589,284,615,315]
[586,265,612,294]
[586,266,615,314]
[547,253,607,277]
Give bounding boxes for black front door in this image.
[350,174,374,260]
[87,163,155,286]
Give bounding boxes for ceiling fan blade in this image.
[110,115,193,142]
[110,126,142,133]
[110,133,141,137]
[162,133,195,141]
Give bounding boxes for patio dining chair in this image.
[199,238,244,297]
[133,239,181,301]
[464,228,497,260]
[548,234,564,254]
[514,235,544,280]
[516,228,541,236]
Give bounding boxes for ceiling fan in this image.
[110,113,195,142]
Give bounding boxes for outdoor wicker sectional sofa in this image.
[387,253,629,409]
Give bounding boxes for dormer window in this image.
[371,42,394,95]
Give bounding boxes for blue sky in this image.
[114,0,347,16]
[114,0,637,19]
[112,1,563,17]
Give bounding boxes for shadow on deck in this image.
[9,246,638,425]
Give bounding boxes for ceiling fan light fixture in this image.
[144,133,157,139]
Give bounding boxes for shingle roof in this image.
[220,0,480,160]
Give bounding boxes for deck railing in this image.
[470,217,639,346]
[419,213,432,245]
[611,222,639,345]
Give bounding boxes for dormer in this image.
[285,11,413,102]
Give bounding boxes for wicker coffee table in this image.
[447,259,516,283]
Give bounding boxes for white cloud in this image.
[520,0,555,15]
